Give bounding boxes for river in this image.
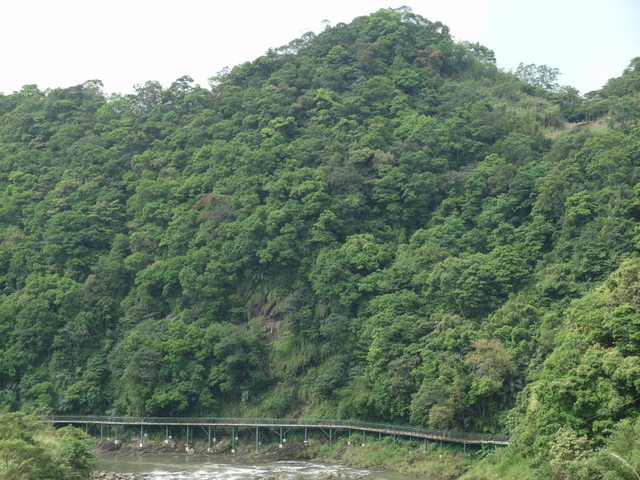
[95,453,415,479]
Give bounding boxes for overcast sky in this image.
[1,0,638,96]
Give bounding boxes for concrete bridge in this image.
[44,415,509,451]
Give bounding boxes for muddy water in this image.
[95,453,415,479]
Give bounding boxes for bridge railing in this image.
[43,415,509,445]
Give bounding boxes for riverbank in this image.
[91,469,366,480]
[91,473,145,480]
[91,435,469,479]
[91,438,533,480]
[92,435,311,462]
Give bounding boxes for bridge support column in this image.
[279,427,283,448]
[256,427,260,452]
[362,430,365,447]
[304,428,308,445]
[231,427,236,453]
[320,427,336,447]
[182,425,193,451]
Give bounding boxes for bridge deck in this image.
[44,416,510,446]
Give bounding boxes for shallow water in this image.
[95,453,414,479]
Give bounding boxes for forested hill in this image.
[1,6,640,469]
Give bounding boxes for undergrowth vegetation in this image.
[0,413,94,480]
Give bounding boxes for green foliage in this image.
[516,63,561,92]
[461,446,533,480]
[510,260,640,467]
[0,413,94,480]
[0,10,639,479]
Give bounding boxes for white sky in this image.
[1,0,638,96]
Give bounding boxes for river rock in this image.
[256,474,362,480]
[90,471,148,480]
[318,474,363,479]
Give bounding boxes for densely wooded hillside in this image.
[1,7,640,475]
